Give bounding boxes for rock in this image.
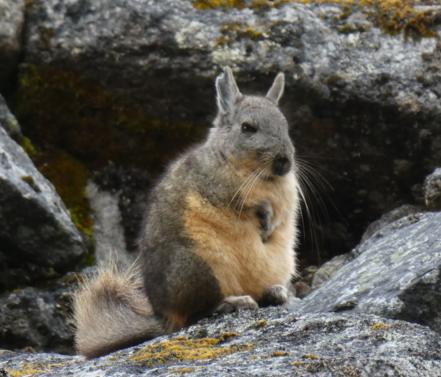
[360,204,423,243]
[299,265,318,286]
[15,0,441,263]
[311,253,353,290]
[0,94,22,140]
[1,310,441,376]
[424,168,441,210]
[291,211,441,335]
[0,97,86,290]
[0,273,77,354]
[293,281,311,298]
[0,0,25,92]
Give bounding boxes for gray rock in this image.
[292,211,441,335]
[0,97,86,289]
[17,0,441,259]
[0,0,24,92]
[360,204,423,243]
[0,273,77,354]
[1,310,440,376]
[424,167,441,210]
[311,253,353,290]
[0,94,22,140]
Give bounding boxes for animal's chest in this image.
[183,175,298,299]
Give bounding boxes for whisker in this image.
[228,167,261,209]
[238,167,266,218]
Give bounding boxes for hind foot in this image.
[259,285,288,307]
[216,295,259,313]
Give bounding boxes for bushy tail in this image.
[73,261,165,358]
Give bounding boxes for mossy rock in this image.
[193,0,439,37]
[14,63,206,239]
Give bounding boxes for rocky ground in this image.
[1,0,441,375]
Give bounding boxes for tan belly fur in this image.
[183,172,298,300]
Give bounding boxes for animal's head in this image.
[210,67,295,178]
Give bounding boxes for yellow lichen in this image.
[371,322,392,331]
[253,319,268,328]
[218,332,240,341]
[129,336,253,367]
[217,22,264,45]
[195,0,438,37]
[303,353,320,360]
[4,361,66,377]
[193,0,246,10]
[5,368,44,377]
[291,360,307,367]
[272,351,289,357]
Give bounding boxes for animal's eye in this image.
[241,122,257,134]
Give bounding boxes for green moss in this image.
[129,335,253,367]
[16,64,203,171]
[21,175,40,192]
[14,63,204,244]
[21,136,38,158]
[36,149,93,237]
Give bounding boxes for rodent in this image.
[73,67,300,358]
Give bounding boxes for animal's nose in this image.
[272,155,291,176]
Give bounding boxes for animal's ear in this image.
[215,66,242,114]
[266,72,285,104]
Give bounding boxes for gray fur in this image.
[216,295,259,313]
[215,66,242,116]
[140,67,295,324]
[266,72,285,104]
[75,67,297,358]
[256,200,274,243]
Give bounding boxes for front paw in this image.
[215,295,259,314]
[259,285,288,307]
[256,201,274,243]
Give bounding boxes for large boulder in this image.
[292,211,441,335]
[0,273,77,354]
[1,310,441,376]
[0,0,24,93]
[15,0,441,261]
[0,96,86,290]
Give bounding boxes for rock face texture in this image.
[0,273,76,354]
[0,96,86,290]
[292,210,441,335]
[14,0,441,261]
[1,310,441,377]
[1,0,441,370]
[0,94,21,140]
[424,168,441,210]
[0,0,24,93]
